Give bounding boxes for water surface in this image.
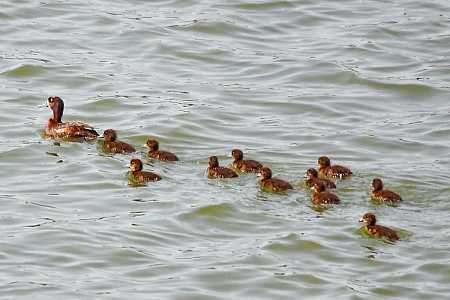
[1,0,450,299]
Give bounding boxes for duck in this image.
[259,167,292,191]
[41,96,99,139]
[144,139,178,161]
[317,156,353,178]
[371,178,402,202]
[311,181,340,204]
[231,149,263,173]
[102,129,135,153]
[127,158,162,182]
[305,168,336,189]
[359,213,399,241]
[208,156,238,179]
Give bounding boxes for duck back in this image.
[132,171,162,182]
[371,190,402,202]
[311,191,340,204]
[367,225,399,241]
[260,178,293,191]
[232,159,262,173]
[148,151,178,162]
[209,167,238,179]
[306,178,336,189]
[105,141,135,153]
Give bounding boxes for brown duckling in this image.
[144,139,178,162]
[259,167,292,191]
[317,156,353,178]
[231,149,263,173]
[127,158,162,182]
[311,181,340,204]
[305,168,336,189]
[371,178,402,202]
[360,213,399,241]
[208,156,238,179]
[40,96,99,139]
[103,129,135,153]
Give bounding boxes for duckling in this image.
[259,167,292,191]
[371,178,402,202]
[127,158,162,182]
[311,181,340,204]
[208,156,238,179]
[360,213,399,241]
[317,156,352,178]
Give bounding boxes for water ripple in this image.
[1,0,450,299]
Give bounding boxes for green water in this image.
[1,0,450,299]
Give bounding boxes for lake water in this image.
[1,0,450,299]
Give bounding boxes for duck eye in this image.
[49,98,53,102]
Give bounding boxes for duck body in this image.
[209,166,239,179]
[360,213,399,241]
[366,225,399,241]
[371,179,402,202]
[317,156,352,178]
[43,96,99,139]
[306,168,336,189]
[259,167,292,191]
[106,141,136,153]
[103,129,135,153]
[231,149,262,173]
[145,140,178,161]
[306,178,336,189]
[311,182,340,204]
[311,191,341,204]
[208,156,238,179]
[260,178,293,191]
[131,170,162,182]
[148,151,178,162]
[232,159,262,173]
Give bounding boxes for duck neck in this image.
[52,107,63,122]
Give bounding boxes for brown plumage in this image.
[231,149,262,173]
[311,181,340,204]
[103,129,135,153]
[144,139,178,162]
[208,156,238,179]
[42,96,99,139]
[317,156,353,178]
[305,168,336,189]
[360,213,399,241]
[259,167,292,191]
[371,178,402,202]
[127,158,162,182]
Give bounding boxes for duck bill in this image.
[37,103,48,108]
[359,218,364,222]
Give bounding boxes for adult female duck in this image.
[41,96,99,139]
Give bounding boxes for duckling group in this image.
[41,96,404,241]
